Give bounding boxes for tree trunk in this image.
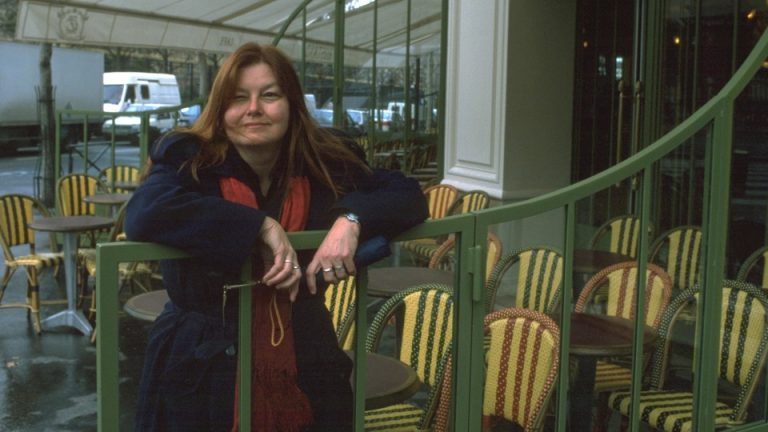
[39,42,56,208]
[197,52,209,97]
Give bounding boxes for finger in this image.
[289,282,299,302]
[332,263,348,278]
[263,254,297,285]
[321,264,338,284]
[305,259,320,294]
[343,256,356,276]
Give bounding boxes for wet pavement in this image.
[0,248,153,431]
[0,146,149,431]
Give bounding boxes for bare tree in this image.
[38,43,55,207]
[0,0,17,39]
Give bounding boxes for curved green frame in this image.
[94,13,768,432]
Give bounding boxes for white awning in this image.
[15,0,442,67]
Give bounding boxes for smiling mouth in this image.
[244,123,270,127]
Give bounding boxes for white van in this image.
[103,72,181,112]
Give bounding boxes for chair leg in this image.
[593,393,610,432]
[26,268,42,335]
[0,266,16,303]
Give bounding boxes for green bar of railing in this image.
[692,100,733,431]
[237,263,253,432]
[554,203,575,432]
[353,267,368,432]
[627,166,653,431]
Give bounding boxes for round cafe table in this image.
[123,290,421,410]
[28,215,114,336]
[367,266,454,298]
[345,350,421,410]
[559,312,657,432]
[83,192,132,216]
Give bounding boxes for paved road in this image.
[0,144,141,198]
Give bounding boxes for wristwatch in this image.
[343,212,361,225]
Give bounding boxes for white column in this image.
[443,0,577,200]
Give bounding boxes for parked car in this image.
[311,109,364,136]
[178,104,201,127]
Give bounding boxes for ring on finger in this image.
[322,267,334,272]
[284,258,293,263]
[333,265,344,270]
[292,264,300,270]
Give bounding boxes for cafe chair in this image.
[608,280,768,432]
[574,261,672,429]
[649,225,702,293]
[428,232,503,281]
[590,215,651,259]
[484,246,564,314]
[364,284,454,431]
[77,202,157,340]
[0,194,64,334]
[323,276,357,350]
[411,189,491,262]
[400,184,460,265]
[56,173,106,247]
[98,164,140,193]
[433,308,560,432]
[736,245,768,288]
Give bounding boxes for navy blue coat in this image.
[125,132,428,431]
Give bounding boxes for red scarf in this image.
[221,176,314,432]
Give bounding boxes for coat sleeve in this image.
[331,168,428,241]
[124,135,265,274]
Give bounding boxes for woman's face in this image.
[223,62,290,152]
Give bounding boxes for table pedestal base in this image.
[42,309,93,336]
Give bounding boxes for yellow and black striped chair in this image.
[323,276,357,350]
[590,215,651,259]
[428,231,503,283]
[402,189,491,265]
[649,225,702,294]
[0,194,64,334]
[98,164,140,193]
[608,280,768,432]
[400,184,460,264]
[484,246,564,314]
[364,284,454,431]
[737,245,768,288]
[57,173,105,247]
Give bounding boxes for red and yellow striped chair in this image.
[364,284,454,431]
[575,261,672,393]
[737,245,768,288]
[0,194,64,334]
[575,261,672,429]
[434,307,560,432]
[609,280,768,432]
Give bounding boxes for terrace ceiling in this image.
[15,0,443,67]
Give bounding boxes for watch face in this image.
[345,213,360,224]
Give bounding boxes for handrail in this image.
[94,25,768,432]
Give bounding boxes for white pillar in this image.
[443,0,577,201]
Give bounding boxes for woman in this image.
[125,42,428,431]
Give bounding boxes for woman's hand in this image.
[257,216,302,302]
[306,216,361,294]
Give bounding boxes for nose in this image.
[246,96,262,115]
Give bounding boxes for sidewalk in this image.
[0,257,151,431]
